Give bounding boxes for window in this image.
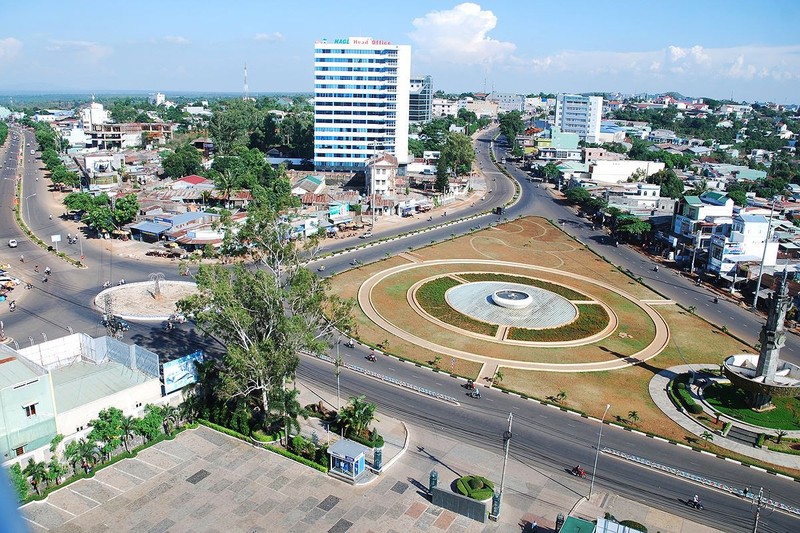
[24,403,37,417]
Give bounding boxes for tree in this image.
[408,138,425,158]
[63,192,99,213]
[627,411,640,426]
[50,166,80,190]
[437,132,475,179]
[82,205,114,234]
[541,162,560,181]
[775,429,788,444]
[161,144,202,179]
[119,415,138,452]
[727,188,748,207]
[493,369,504,384]
[160,404,180,434]
[46,456,67,487]
[112,193,139,227]
[88,407,125,461]
[555,390,567,404]
[178,204,354,433]
[208,99,258,154]
[8,463,28,502]
[337,395,377,439]
[498,111,525,144]
[564,187,591,205]
[64,440,81,476]
[23,459,48,495]
[700,431,714,447]
[616,217,651,241]
[137,405,165,442]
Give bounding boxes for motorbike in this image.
[317,265,325,272]
[344,340,355,348]
[468,389,481,399]
[571,466,587,479]
[44,267,51,275]
[103,281,111,288]
[465,379,475,390]
[367,353,377,362]
[687,499,704,510]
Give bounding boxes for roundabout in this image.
[93,280,198,321]
[357,258,670,372]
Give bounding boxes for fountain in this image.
[491,289,533,310]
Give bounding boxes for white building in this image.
[708,214,778,277]
[554,94,603,143]
[487,92,524,113]
[432,98,458,117]
[313,37,411,171]
[366,152,398,197]
[588,160,665,184]
[80,101,110,129]
[149,92,166,106]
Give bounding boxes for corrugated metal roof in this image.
[51,361,154,413]
[0,357,38,389]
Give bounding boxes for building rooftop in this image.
[0,356,39,389]
[51,360,152,413]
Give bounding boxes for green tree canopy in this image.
[161,144,203,179]
[437,132,475,179]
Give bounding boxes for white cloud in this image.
[255,32,284,43]
[46,40,112,62]
[522,44,800,83]
[0,37,22,61]
[410,2,516,65]
[163,35,190,45]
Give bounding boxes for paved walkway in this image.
[19,383,723,533]
[648,365,800,470]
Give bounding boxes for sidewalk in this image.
[295,373,722,532]
[648,364,800,470]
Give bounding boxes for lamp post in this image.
[24,192,36,226]
[588,404,611,501]
[751,199,777,309]
[490,412,513,520]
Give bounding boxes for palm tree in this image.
[23,459,48,495]
[76,438,99,473]
[700,431,714,447]
[120,415,138,452]
[161,405,180,435]
[555,390,567,404]
[64,440,81,476]
[338,396,377,439]
[493,369,504,385]
[627,411,640,426]
[46,457,67,487]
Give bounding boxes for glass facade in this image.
[313,38,410,171]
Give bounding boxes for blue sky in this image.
[1,1,799,102]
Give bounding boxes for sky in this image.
[1,0,799,103]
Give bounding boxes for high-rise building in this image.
[554,94,603,143]
[409,75,433,123]
[314,37,411,171]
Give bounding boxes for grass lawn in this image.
[508,304,609,341]
[703,383,800,430]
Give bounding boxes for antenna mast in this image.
[243,62,249,101]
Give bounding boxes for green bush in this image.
[455,475,494,500]
[756,433,766,447]
[688,404,704,414]
[199,419,249,441]
[508,304,609,342]
[619,520,647,532]
[676,382,686,390]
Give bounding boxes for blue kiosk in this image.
[328,438,370,483]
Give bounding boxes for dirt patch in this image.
[96,281,198,318]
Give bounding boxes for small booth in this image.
[328,438,370,483]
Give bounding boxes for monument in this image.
[723,270,800,410]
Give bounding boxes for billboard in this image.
[162,351,203,394]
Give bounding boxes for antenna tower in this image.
[244,63,249,101]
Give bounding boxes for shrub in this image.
[455,475,494,501]
[619,520,647,532]
[756,433,766,447]
[688,404,704,414]
[676,382,686,390]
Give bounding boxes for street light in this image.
[490,412,513,521]
[24,192,36,226]
[588,403,611,501]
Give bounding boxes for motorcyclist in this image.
[693,494,700,506]
[103,281,111,288]
[44,267,51,275]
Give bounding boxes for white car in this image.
[8,239,17,248]
[0,275,21,286]
[360,232,373,239]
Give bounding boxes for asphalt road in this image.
[1,126,798,531]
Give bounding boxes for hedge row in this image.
[508,304,609,342]
[671,379,704,414]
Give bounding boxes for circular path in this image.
[358,259,671,372]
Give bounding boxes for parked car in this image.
[0,276,22,286]
[8,239,17,248]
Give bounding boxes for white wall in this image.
[55,380,162,436]
[589,160,665,184]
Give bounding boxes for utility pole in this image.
[490,413,513,520]
[752,199,777,309]
[335,335,342,410]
